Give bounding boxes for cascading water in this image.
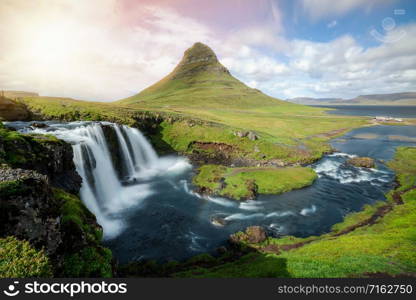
[14,121,190,239]
[70,123,159,237]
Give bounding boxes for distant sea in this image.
[313,105,416,118]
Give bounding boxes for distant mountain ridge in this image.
[287,92,416,106]
[2,90,39,99]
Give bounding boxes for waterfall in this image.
[68,123,159,238]
[15,121,191,239]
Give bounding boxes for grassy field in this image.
[193,164,317,200]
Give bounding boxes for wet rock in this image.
[211,216,227,227]
[0,127,81,193]
[347,157,375,168]
[101,124,126,179]
[31,122,49,129]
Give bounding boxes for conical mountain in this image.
[118,42,287,108]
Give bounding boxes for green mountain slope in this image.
[118,42,286,109]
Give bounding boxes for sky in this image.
[0,0,415,101]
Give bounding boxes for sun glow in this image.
[21,21,78,70]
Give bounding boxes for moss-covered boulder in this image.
[347,157,375,168]
[230,226,267,244]
[0,166,113,277]
[0,126,113,277]
[0,125,81,193]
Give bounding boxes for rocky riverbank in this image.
[0,123,113,277]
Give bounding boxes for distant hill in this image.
[117,42,286,109]
[2,90,39,99]
[0,95,30,121]
[287,92,416,106]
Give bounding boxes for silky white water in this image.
[17,121,190,238]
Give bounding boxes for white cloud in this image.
[222,24,416,99]
[0,0,414,102]
[0,0,215,101]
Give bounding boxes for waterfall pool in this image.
[6,121,416,263]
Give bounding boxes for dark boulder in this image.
[30,122,49,129]
[210,215,227,227]
[0,168,62,259]
[0,166,111,277]
[0,128,81,193]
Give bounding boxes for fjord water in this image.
[313,105,416,118]
[7,121,416,263]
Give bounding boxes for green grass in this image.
[53,189,112,277]
[193,165,317,200]
[174,252,290,278]
[0,236,52,278]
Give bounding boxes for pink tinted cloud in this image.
[119,0,283,33]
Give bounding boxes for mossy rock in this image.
[347,157,375,168]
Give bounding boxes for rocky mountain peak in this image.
[179,42,219,66]
[171,42,229,80]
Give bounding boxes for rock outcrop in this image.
[347,157,375,168]
[0,128,81,193]
[171,42,230,80]
[0,167,63,258]
[0,166,111,276]
[230,226,267,244]
[233,131,259,141]
[0,95,30,121]
[0,126,112,277]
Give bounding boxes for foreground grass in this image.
[193,165,317,200]
[0,236,52,278]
